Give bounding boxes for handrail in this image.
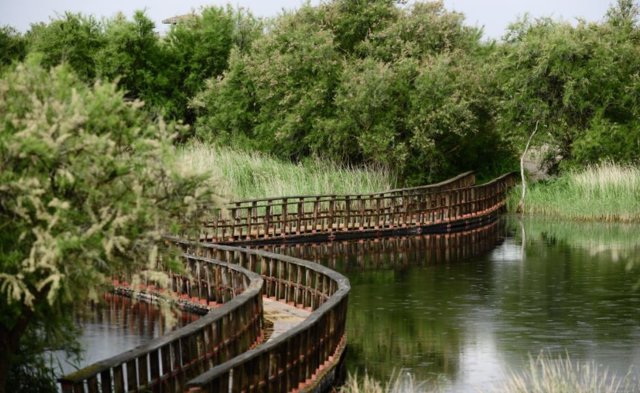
[58,256,265,393]
[170,242,350,393]
[198,172,516,244]
[58,171,517,393]
[228,171,475,204]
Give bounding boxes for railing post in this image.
[265,200,272,239]
[281,199,288,238]
[328,198,335,233]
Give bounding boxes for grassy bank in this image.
[173,142,395,201]
[511,163,640,222]
[340,354,639,393]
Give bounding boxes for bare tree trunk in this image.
[0,312,32,393]
[518,121,539,214]
[0,329,18,393]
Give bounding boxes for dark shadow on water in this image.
[259,217,640,392]
[52,293,200,377]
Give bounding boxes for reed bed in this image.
[512,162,640,222]
[340,370,434,393]
[173,142,394,201]
[495,353,637,393]
[340,354,639,393]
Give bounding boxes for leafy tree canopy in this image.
[0,58,216,392]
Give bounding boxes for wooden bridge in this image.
[198,171,516,244]
[58,171,517,393]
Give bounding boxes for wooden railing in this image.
[199,171,518,244]
[200,171,477,243]
[58,256,265,393]
[59,171,517,393]
[262,219,503,271]
[172,242,350,393]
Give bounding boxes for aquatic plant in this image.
[510,162,640,222]
[340,354,639,393]
[493,353,638,393]
[340,370,433,393]
[174,142,395,201]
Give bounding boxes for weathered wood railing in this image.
[263,219,503,271]
[59,171,517,393]
[200,171,517,244]
[58,256,265,393]
[173,242,350,393]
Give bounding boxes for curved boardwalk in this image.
[199,172,516,244]
[58,172,516,393]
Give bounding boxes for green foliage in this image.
[322,0,399,54]
[27,13,105,82]
[195,7,341,159]
[96,11,170,114]
[0,26,26,69]
[166,6,262,122]
[359,1,482,61]
[0,60,216,390]
[195,0,514,185]
[4,0,639,187]
[497,0,640,170]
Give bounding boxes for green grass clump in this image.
[340,354,638,393]
[512,162,640,222]
[340,371,433,393]
[495,353,637,393]
[173,142,395,201]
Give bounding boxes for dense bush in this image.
[0,59,216,392]
[0,26,26,69]
[5,0,640,183]
[195,0,513,184]
[496,0,640,171]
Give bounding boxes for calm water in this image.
[54,294,199,377]
[63,217,640,391]
[271,217,640,391]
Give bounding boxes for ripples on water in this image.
[268,218,640,392]
[54,294,199,376]
[62,218,640,392]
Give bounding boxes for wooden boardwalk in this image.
[59,171,516,393]
[263,298,311,342]
[197,172,517,244]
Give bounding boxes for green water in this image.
[277,218,640,391]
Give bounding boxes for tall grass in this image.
[173,142,395,201]
[340,354,639,393]
[511,162,640,222]
[496,353,636,393]
[340,370,434,393]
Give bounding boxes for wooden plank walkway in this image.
[195,172,518,245]
[262,297,311,342]
[59,172,517,393]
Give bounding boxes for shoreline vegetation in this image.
[510,162,640,222]
[176,145,640,225]
[174,142,395,201]
[2,0,640,391]
[340,354,640,393]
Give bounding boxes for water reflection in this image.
[263,218,640,391]
[54,294,199,376]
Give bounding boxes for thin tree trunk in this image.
[0,330,18,393]
[518,121,539,214]
[0,312,33,393]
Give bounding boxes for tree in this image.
[496,6,640,170]
[0,26,26,70]
[0,59,215,392]
[96,11,169,113]
[26,13,105,82]
[195,6,341,160]
[165,6,261,123]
